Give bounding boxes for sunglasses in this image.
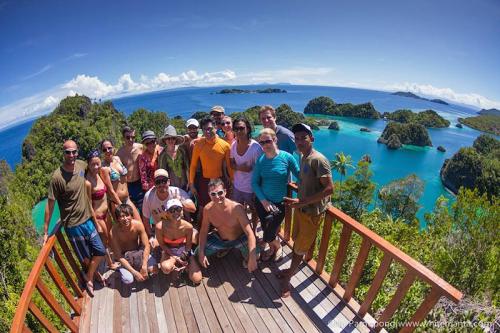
[145,140,156,145]
[259,139,273,146]
[64,149,78,155]
[155,178,169,185]
[233,126,246,132]
[210,190,224,197]
[167,206,183,213]
[203,127,214,132]
[222,121,232,125]
[103,146,113,152]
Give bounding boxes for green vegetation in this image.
[304,96,381,119]
[383,109,450,128]
[2,95,498,331]
[378,122,432,148]
[458,114,500,135]
[440,134,500,198]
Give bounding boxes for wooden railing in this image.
[279,183,463,333]
[10,222,87,333]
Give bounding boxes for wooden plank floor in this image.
[80,243,376,333]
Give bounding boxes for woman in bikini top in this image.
[85,149,118,270]
[156,199,201,284]
[101,139,141,221]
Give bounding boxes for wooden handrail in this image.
[10,222,86,333]
[281,183,463,333]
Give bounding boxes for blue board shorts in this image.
[127,180,145,213]
[65,218,106,262]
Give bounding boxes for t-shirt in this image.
[47,160,92,228]
[230,139,263,193]
[142,186,193,224]
[297,149,332,216]
[275,125,296,154]
[252,150,300,203]
[189,136,232,183]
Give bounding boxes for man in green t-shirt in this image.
[280,123,334,297]
[44,140,105,296]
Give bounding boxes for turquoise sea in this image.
[0,84,485,230]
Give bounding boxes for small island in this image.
[391,91,449,105]
[377,122,432,149]
[303,96,380,119]
[216,88,287,94]
[440,134,499,197]
[328,121,340,130]
[458,114,500,135]
[478,108,500,116]
[382,109,450,128]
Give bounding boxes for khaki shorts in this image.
[293,209,324,255]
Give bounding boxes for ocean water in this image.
[0,84,485,229]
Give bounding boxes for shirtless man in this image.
[117,126,144,212]
[197,178,258,272]
[110,203,158,285]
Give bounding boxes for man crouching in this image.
[111,203,158,284]
[197,178,258,272]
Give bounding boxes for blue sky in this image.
[1,0,499,127]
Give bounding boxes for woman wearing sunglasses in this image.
[138,130,162,192]
[252,128,299,261]
[85,149,121,270]
[155,198,202,284]
[100,139,141,222]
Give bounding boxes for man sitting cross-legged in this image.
[156,198,202,284]
[110,203,158,285]
[197,178,258,272]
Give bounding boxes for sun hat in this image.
[154,169,169,179]
[210,105,225,114]
[291,123,313,137]
[186,118,199,128]
[161,125,185,145]
[166,198,182,210]
[141,130,157,143]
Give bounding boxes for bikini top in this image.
[163,234,186,247]
[109,161,128,182]
[92,187,107,200]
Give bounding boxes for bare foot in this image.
[280,280,291,298]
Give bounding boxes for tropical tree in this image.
[378,174,424,223]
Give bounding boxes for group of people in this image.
[43,104,333,297]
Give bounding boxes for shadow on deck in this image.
[80,244,380,333]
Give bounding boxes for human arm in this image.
[236,205,257,272]
[189,143,201,196]
[138,222,151,279]
[197,207,210,268]
[85,180,98,225]
[251,158,272,212]
[43,198,55,244]
[110,228,145,282]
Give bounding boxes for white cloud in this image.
[240,67,334,84]
[21,64,53,81]
[0,69,237,129]
[385,82,500,110]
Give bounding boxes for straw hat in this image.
[161,125,185,145]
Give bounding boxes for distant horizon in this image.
[0,83,483,131]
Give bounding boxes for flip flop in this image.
[273,246,284,262]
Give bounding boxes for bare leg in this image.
[278,252,303,297]
[85,255,104,296]
[188,256,202,284]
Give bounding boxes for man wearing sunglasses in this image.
[197,178,258,273]
[44,140,105,296]
[117,126,144,213]
[258,105,296,154]
[142,169,195,248]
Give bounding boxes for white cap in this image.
[186,118,199,128]
[166,198,182,210]
[154,169,169,179]
[211,105,225,113]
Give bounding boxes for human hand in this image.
[149,236,158,248]
[283,197,302,208]
[43,233,48,245]
[247,256,258,273]
[261,199,273,212]
[199,254,209,268]
[134,270,146,282]
[140,266,148,279]
[189,184,198,197]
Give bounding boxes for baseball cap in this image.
[154,169,169,179]
[186,118,199,128]
[291,123,313,136]
[166,198,182,210]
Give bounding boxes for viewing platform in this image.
[10,185,462,333]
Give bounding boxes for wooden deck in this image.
[80,244,382,333]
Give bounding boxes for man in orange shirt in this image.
[189,118,232,211]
